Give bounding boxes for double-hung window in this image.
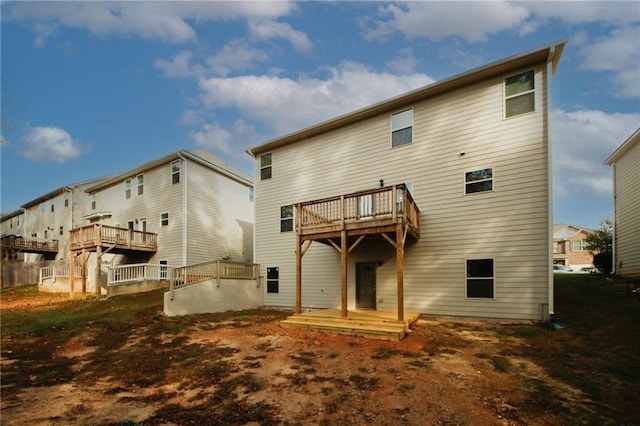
[466,259,494,299]
[161,212,169,227]
[171,160,181,184]
[465,168,493,194]
[137,174,144,196]
[280,205,293,232]
[391,109,413,148]
[125,179,132,199]
[260,153,272,180]
[91,193,96,210]
[505,70,535,118]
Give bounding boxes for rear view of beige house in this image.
[248,41,566,323]
[606,128,640,277]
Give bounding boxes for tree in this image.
[585,219,613,255]
[586,220,613,274]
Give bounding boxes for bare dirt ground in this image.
[0,287,631,425]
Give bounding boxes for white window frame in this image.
[91,193,96,210]
[280,205,294,232]
[465,258,495,299]
[571,240,589,251]
[391,108,414,148]
[464,167,494,195]
[137,174,144,196]
[160,212,169,227]
[504,70,535,118]
[260,153,272,180]
[159,260,169,279]
[125,179,132,199]
[171,160,181,185]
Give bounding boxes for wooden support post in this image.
[396,222,404,322]
[69,252,75,300]
[95,245,102,299]
[341,229,348,318]
[81,249,87,297]
[296,233,302,314]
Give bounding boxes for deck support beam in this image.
[341,230,348,318]
[69,252,77,299]
[396,223,405,322]
[296,233,302,314]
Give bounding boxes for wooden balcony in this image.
[69,224,157,254]
[296,184,420,242]
[1,234,59,256]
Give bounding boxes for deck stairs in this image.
[281,309,420,341]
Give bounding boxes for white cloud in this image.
[552,109,640,198]
[579,26,640,98]
[4,1,297,45]
[20,126,85,163]
[386,48,418,74]
[366,1,530,42]
[207,40,269,76]
[198,62,434,135]
[248,19,313,53]
[189,119,261,156]
[154,50,200,78]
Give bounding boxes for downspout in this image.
[178,153,188,266]
[611,165,617,274]
[545,56,555,320]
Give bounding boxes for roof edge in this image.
[247,39,567,157]
[605,127,640,165]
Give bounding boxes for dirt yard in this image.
[1,280,638,425]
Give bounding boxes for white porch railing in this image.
[39,265,84,285]
[170,260,260,299]
[107,263,175,286]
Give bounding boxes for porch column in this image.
[295,233,302,314]
[396,223,404,322]
[341,229,348,317]
[95,245,102,299]
[69,252,75,300]
[81,249,87,297]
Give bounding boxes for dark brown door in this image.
[356,262,377,309]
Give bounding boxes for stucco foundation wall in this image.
[40,277,94,293]
[107,280,169,298]
[163,279,263,317]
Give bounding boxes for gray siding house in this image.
[248,41,566,321]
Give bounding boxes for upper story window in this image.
[571,240,589,252]
[280,205,293,232]
[466,258,495,299]
[249,187,254,202]
[64,198,69,207]
[59,226,64,236]
[260,153,272,180]
[391,109,413,148]
[137,174,144,195]
[465,168,493,194]
[171,160,181,184]
[125,179,132,199]
[505,70,535,118]
[91,193,96,210]
[161,212,169,227]
[51,204,55,212]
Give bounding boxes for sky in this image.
[1,1,639,231]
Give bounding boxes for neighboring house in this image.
[74,149,254,290]
[2,150,254,292]
[248,41,566,322]
[605,128,640,277]
[552,224,594,271]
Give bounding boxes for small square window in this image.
[260,153,272,180]
[161,212,169,227]
[465,168,493,194]
[267,267,279,293]
[391,109,413,147]
[280,205,293,232]
[466,259,494,299]
[91,194,96,210]
[59,226,64,236]
[505,70,535,118]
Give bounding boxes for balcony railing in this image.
[1,234,59,253]
[69,224,157,252]
[296,184,420,239]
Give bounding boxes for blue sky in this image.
[1,1,638,230]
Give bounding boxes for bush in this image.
[593,251,613,274]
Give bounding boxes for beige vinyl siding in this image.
[185,160,254,264]
[92,161,184,266]
[614,139,640,276]
[255,66,551,320]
